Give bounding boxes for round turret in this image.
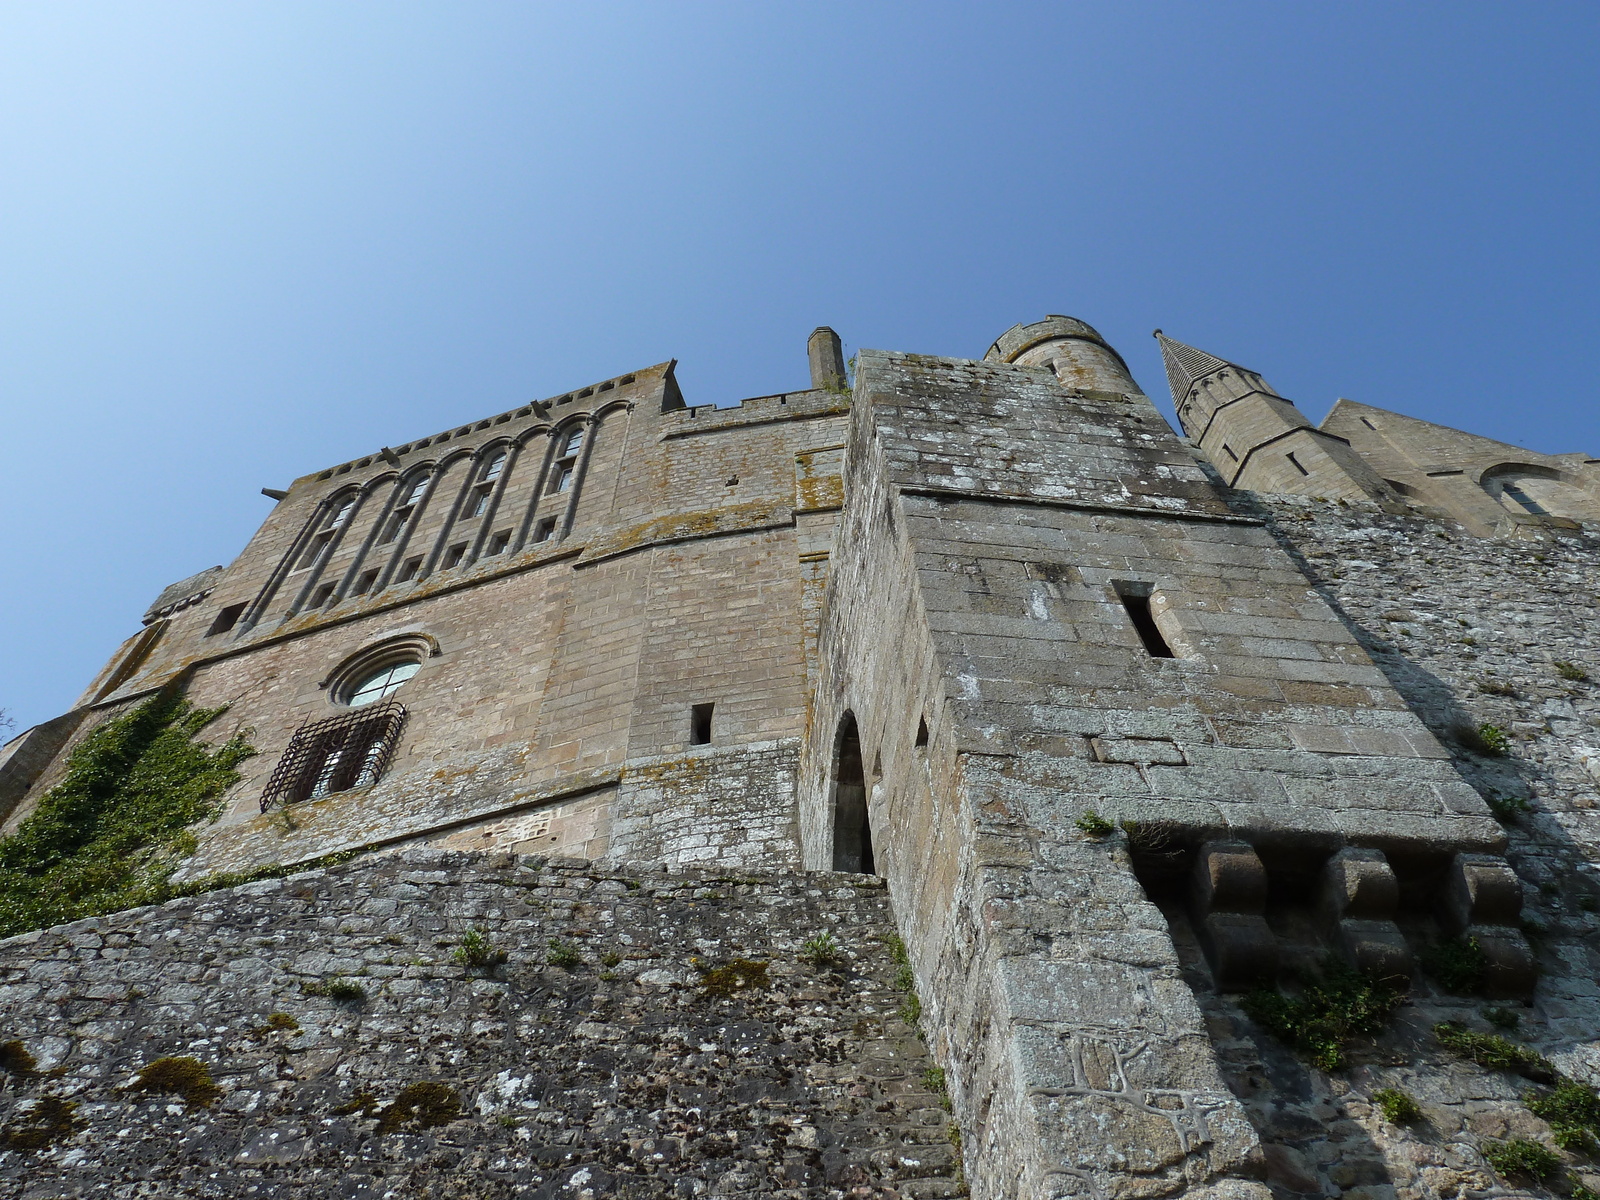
[983,315,1139,394]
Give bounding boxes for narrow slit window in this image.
[915,717,929,749]
[1286,451,1309,476]
[486,530,511,556]
[1115,583,1175,658]
[397,556,422,582]
[1360,417,1378,430]
[206,602,246,637]
[690,703,715,746]
[1222,443,1239,461]
[533,517,558,543]
[443,543,467,570]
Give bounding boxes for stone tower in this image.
[1155,329,1392,501]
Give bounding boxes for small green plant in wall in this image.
[1075,811,1114,838]
[453,928,508,973]
[1243,961,1402,1071]
[800,931,845,968]
[545,938,582,969]
[1482,1139,1562,1184]
[1371,1087,1422,1124]
[303,977,366,1003]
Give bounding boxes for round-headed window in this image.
[322,633,438,708]
[346,660,421,707]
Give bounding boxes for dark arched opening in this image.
[830,712,875,874]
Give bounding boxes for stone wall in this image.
[1168,494,1600,1200]
[3,373,849,882]
[0,850,963,1199]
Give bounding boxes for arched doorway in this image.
[830,712,875,874]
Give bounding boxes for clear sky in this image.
[2,2,1597,733]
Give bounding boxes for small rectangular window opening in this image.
[206,602,246,637]
[690,703,715,746]
[915,717,929,749]
[397,556,422,583]
[443,543,467,569]
[487,530,511,556]
[551,465,574,494]
[1114,583,1175,658]
[468,489,490,518]
[533,517,557,543]
[1286,451,1310,476]
[352,569,380,596]
[1222,443,1239,462]
[310,582,337,608]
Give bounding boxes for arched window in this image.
[259,638,432,810]
[467,452,507,518]
[1481,465,1600,523]
[549,427,584,494]
[346,660,421,707]
[297,495,356,569]
[829,712,875,874]
[381,475,430,544]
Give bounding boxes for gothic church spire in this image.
[1153,330,1244,409]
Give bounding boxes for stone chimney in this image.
[808,327,847,391]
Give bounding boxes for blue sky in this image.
[2,2,1597,732]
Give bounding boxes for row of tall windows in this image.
[276,421,597,620]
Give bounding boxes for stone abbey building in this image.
[4,317,1600,1200]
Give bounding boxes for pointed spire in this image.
[1153,330,1237,405]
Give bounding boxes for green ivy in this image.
[0,694,255,937]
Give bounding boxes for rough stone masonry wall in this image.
[1177,494,1600,1200]
[0,851,963,1200]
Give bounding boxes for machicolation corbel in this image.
[1318,847,1412,987]
[1191,840,1276,989]
[1438,853,1537,999]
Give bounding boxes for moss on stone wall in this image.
[0,694,255,937]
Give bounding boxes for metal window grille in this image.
[260,700,407,812]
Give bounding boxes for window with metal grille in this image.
[260,701,407,811]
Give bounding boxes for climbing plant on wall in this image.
[0,694,255,937]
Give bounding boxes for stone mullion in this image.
[331,478,406,601]
[509,429,560,554]
[418,456,481,579]
[557,413,602,540]
[372,469,443,590]
[464,442,521,567]
[285,490,365,615]
[241,498,334,631]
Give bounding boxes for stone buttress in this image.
[802,319,1520,1199]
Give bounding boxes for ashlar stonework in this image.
[3,316,1600,1200]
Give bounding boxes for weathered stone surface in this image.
[0,851,963,1199]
